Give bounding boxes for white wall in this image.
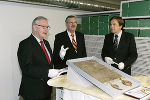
[0,1,89,100]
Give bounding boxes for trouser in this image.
[20,96,51,100]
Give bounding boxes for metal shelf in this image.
[76,10,120,17]
[124,27,150,30]
[122,16,150,19]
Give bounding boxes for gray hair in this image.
[32,16,48,26]
[32,16,48,31]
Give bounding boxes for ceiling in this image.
[96,0,127,5]
[6,0,128,12]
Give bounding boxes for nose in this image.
[72,22,76,25]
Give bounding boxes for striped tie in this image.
[71,34,77,53]
[113,35,118,56]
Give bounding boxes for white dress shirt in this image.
[67,30,77,44]
[113,30,122,45]
[32,34,51,60]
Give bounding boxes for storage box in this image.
[139,19,150,27]
[139,29,150,37]
[128,1,149,17]
[90,23,99,35]
[82,17,90,24]
[122,2,129,17]
[125,19,139,27]
[90,16,99,24]
[99,22,109,35]
[76,24,81,32]
[99,15,109,23]
[66,56,141,97]
[81,23,90,35]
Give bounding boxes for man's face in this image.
[33,19,49,40]
[110,19,122,34]
[66,17,77,33]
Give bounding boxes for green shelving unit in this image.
[82,17,90,24]
[108,14,119,20]
[125,20,139,27]
[122,0,150,37]
[139,29,150,37]
[139,19,150,27]
[76,24,82,33]
[99,16,109,23]
[122,2,129,17]
[90,16,99,24]
[90,23,99,35]
[125,29,139,37]
[82,23,90,35]
[76,11,119,35]
[128,1,149,17]
[81,16,90,35]
[99,22,109,35]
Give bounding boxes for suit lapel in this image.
[76,32,80,53]
[30,35,49,64]
[109,33,114,49]
[44,40,53,65]
[117,32,125,50]
[110,33,116,57]
[64,31,76,51]
[43,40,51,54]
[66,32,73,46]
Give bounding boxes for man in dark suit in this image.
[53,15,87,69]
[17,16,59,100]
[101,16,138,75]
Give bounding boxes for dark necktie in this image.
[113,35,118,53]
[40,41,51,64]
[71,34,77,53]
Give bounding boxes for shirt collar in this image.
[32,33,42,43]
[114,30,122,37]
[67,30,75,36]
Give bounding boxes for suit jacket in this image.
[101,31,138,75]
[53,31,87,69]
[17,34,53,99]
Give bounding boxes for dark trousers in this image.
[21,96,51,100]
[24,98,50,100]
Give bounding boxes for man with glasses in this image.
[17,16,59,100]
[53,15,87,69]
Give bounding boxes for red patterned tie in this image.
[40,41,51,64]
[71,34,77,53]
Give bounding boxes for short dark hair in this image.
[65,15,76,23]
[110,16,124,27]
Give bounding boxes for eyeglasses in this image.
[36,24,50,30]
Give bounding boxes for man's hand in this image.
[59,45,69,60]
[104,57,114,65]
[118,62,124,70]
[48,69,60,78]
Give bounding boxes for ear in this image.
[33,25,37,31]
[120,25,123,29]
[65,22,67,26]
